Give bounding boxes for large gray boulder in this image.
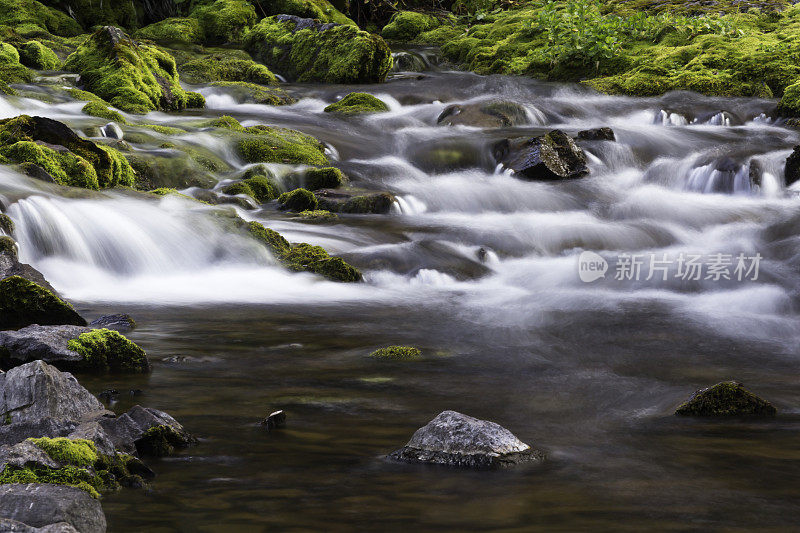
[493,129,588,181]
[389,410,544,468]
[0,326,90,370]
[99,405,195,456]
[0,484,105,533]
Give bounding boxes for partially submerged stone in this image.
[784,145,800,188]
[278,188,318,212]
[437,100,528,128]
[64,26,204,114]
[314,189,395,214]
[244,15,392,84]
[675,381,777,417]
[493,129,589,181]
[389,410,543,468]
[0,276,86,330]
[577,127,615,141]
[324,92,389,115]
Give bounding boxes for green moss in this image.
[66,328,150,373]
[208,80,293,105]
[180,54,278,84]
[18,40,60,69]
[82,101,127,124]
[778,79,800,116]
[369,345,421,360]
[0,275,86,329]
[244,16,392,83]
[186,91,206,108]
[223,173,280,202]
[0,213,13,234]
[64,26,194,114]
[0,465,104,499]
[0,41,32,85]
[304,167,346,189]
[0,0,82,36]
[318,192,395,214]
[417,24,466,45]
[29,437,98,467]
[298,209,337,220]
[1,140,99,188]
[39,0,137,32]
[278,187,318,211]
[0,235,15,254]
[191,0,257,44]
[135,425,190,457]
[66,88,108,104]
[675,381,778,416]
[134,17,204,45]
[263,0,356,25]
[381,11,440,41]
[324,92,389,115]
[247,220,361,282]
[235,125,329,165]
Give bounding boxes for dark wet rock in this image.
[97,390,118,404]
[0,247,58,294]
[0,325,89,371]
[576,127,615,141]
[437,100,528,128]
[749,158,762,188]
[0,484,105,533]
[261,410,286,431]
[88,314,136,333]
[784,145,800,187]
[389,410,544,468]
[18,162,56,184]
[675,381,777,417]
[493,130,588,181]
[99,405,196,456]
[0,276,86,330]
[315,189,395,214]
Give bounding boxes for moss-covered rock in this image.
[381,11,440,41]
[180,54,278,84]
[0,114,136,188]
[135,424,192,457]
[278,187,318,211]
[315,189,395,214]
[234,124,328,165]
[29,437,98,467]
[0,213,13,234]
[0,41,32,86]
[324,92,389,115]
[66,328,150,373]
[208,80,292,105]
[244,15,392,83]
[222,173,279,202]
[0,235,16,254]
[39,0,137,32]
[192,0,256,44]
[64,26,198,114]
[247,220,362,282]
[297,209,337,220]
[369,345,421,360]
[81,101,127,124]
[125,150,218,191]
[0,275,86,329]
[303,167,346,189]
[675,381,777,416]
[134,17,205,45]
[263,0,356,25]
[777,79,800,116]
[18,40,61,69]
[0,0,82,36]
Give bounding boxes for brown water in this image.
[2,48,800,531]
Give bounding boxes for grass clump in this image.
[369,346,422,360]
[67,328,150,373]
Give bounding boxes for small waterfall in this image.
[655,110,688,126]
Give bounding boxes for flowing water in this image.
[2,49,800,531]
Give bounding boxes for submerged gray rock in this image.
[389,410,544,468]
[0,484,105,533]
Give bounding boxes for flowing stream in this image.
[2,50,800,530]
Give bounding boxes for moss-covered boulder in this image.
[0,41,32,89]
[134,17,205,45]
[777,79,800,117]
[64,26,203,114]
[315,188,395,214]
[0,275,86,329]
[675,381,777,417]
[67,328,150,373]
[369,345,421,360]
[222,172,280,203]
[0,0,82,37]
[263,0,356,25]
[324,92,389,115]
[180,54,278,84]
[81,101,127,124]
[18,40,61,70]
[247,220,362,282]
[0,213,13,234]
[381,11,440,42]
[244,15,392,83]
[302,167,346,190]
[0,115,136,188]
[192,0,256,44]
[39,0,137,32]
[278,187,318,211]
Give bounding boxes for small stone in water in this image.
[262,410,287,431]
